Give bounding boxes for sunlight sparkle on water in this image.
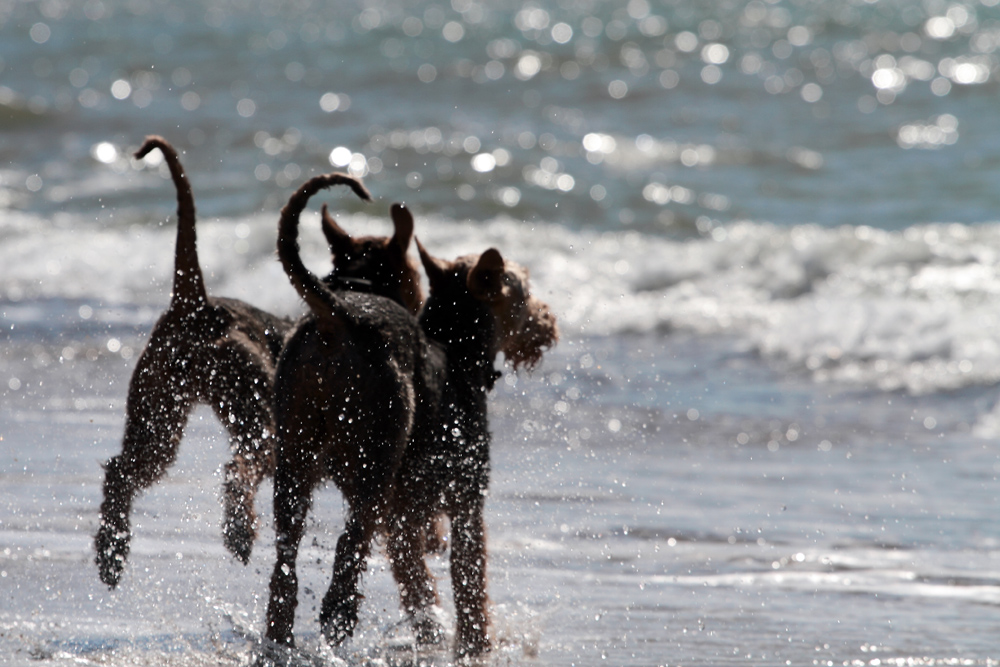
[91,142,118,164]
[471,152,496,173]
[8,0,1000,664]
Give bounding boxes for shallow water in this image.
[4,329,1000,666]
[4,0,1000,664]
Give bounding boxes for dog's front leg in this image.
[449,495,491,657]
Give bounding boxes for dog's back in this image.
[273,291,426,494]
[272,177,428,491]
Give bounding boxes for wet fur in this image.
[263,179,558,657]
[93,136,418,589]
[264,177,435,652]
[385,241,558,656]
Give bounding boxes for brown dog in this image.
[386,240,558,656]
[263,175,557,658]
[94,136,421,588]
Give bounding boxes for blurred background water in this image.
[4,0,1000,665]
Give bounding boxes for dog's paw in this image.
[412,608,445,646]
[222,514,255,564]
[319,594,360,646]
[94,525,129,588]
[455,630,492,659]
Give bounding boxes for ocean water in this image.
[4,0,1000,664]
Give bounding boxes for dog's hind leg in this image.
[212,346,277,564]
[220,427,272,564]
[219,424,273,564]
[95,347,194,588]
[318,380,415,646]
[264,444,317,648]
[319,495,384,646]
[387,509,443,645]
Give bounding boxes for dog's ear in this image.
[321,204,356,257]
[416,238,451,292]
[467,248,505,301]
[389,203,414,253]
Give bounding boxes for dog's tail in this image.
[134,135,207,311]
[277,172,372,325]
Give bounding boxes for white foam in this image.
[6,211,1000,395]
[419,216,1000,395]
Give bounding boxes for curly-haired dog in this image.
[94,136,421,588]
[262,176,557,658]
[384,239,558,656]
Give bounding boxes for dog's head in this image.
[417,241,558,371]
[321,202,423,315]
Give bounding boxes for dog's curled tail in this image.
[277,172,372,325]
[134,135,206,311]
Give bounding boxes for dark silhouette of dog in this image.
[262,175,558,658]
[94,136,421,589]
[385,239,558,656]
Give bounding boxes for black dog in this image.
[94,137,421,588]
[263,174,557,657]
[385,239,558,656]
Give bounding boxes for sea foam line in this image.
[6,212,1000,395]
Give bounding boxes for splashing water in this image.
[4,0,1000,664]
